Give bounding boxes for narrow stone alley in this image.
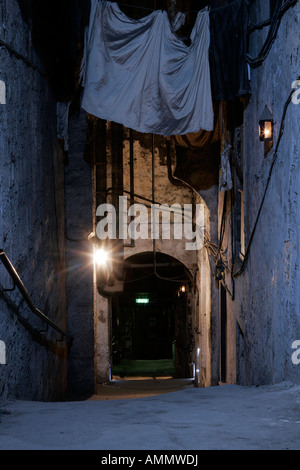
[0,0,300,455]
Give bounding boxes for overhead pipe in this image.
[123,128,135,248]
[110,122,125,281]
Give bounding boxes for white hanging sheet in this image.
[81,0,214,136]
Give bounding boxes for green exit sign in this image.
[136,298,149,304]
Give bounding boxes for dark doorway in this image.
[111,252,193,379]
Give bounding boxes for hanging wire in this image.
[123,134,193,285]
[0,38,48,79]
[108,0,297,17]
[248,0,298,33]
[123,270,192,283]
[152,133,194,284]
[105,1,156,12]
[246,0,298,68]
[227,187,235,300]
[233,76,300,278]
[123,272,155,283]
[217,191,228,255]
[1,0,295,79]
[103,187,194,221]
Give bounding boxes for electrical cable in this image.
[123,134,192,285]
[65,235,88,242]
[217,191,227,255]
[123,272,155,283]
[123,271,191,283]
[233,77,300,278]
[108,1,155,12]
[109,0,297,18]
[103,188,194,221]
[218,179,235,301]
[0,38,47,79]
[247,0,286,68]
[228,188,235,300]
[151,134,193,284]
[1,0,295,80]
[166,141,187,189]
[248,0,298,33]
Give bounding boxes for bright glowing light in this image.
[136,298,149,304]
[94,248,109,266]
[260,121,273,141]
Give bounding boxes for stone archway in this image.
[110,251,195,380]
[94,250,200,387]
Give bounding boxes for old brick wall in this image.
[0,0,68,400]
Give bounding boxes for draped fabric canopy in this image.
[81,0,214,136]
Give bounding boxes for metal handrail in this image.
[0,249,73,345]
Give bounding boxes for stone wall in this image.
[64,110,95,398]
[0,0,68,400]
[224,0,300,385]
[121,132,201,273]
[93,125,207,384]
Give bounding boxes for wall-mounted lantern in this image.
[259,105,274,156]
[259,105,274,142]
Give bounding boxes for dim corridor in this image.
[1,380,300,450]
[0,0,300,456]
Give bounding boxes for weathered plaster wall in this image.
[226,1,300,385]
[94,127,209,384]
[0,0,67,400]
[64,110,94,398]
[121,135,201,273]
[63,116,208,389]
[94,292,110,386]
[197,186,220,387]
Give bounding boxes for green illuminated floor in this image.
[112,359,176,378]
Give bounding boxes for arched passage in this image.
[111,252,195,380]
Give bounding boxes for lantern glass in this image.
[264,121,273,141]
[259,119,273,142]
[259,106,274,142]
